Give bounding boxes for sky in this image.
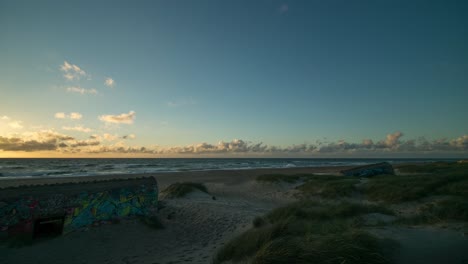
[0,0,467,158]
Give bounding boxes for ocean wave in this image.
[8,166,27,170]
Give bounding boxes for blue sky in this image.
[0,0,467,157]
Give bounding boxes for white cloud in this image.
[8,121,23,129]
[122,134,136,140]
[381,131,403,148]
[67,86,98,95]
[98,111,136,124]
[70,112,82,120]
[103,133,119,141]
[55,112,83,120]
[105,77,115,87]
[60,61,87,81]
[54,112,66,119]
[62,126,92,133]
[1,116,24,130]
[21,130,75,142]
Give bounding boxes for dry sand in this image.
[1,166,467,264]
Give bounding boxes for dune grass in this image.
[397,162,468,174]
[362,169,468,203]
[216,162,466,263]
[214,201,395,264]
[397,196,468,225]
[257,173,360,198]
[161,182,208,198]
[255,174,315,183]
[296,176,359,198]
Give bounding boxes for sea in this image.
[0,158,459,179]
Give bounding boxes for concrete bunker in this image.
[0,177,158,241]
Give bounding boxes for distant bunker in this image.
[0,177,158,240]
[341,162,394,177]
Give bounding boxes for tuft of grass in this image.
[397,162,468,174]
[252,231,392,264]
[265,201,393,224]
[296,177,359,198]
[427,197,468,221]
[214,201,396,264]
[214,224,279,263]
[255,174,315,183]
[397,196,468,225]
[161,182,208,198]
[362,172,468,203]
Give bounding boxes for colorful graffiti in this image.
[0,179,158,236]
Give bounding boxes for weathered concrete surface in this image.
[341,162,394,177]
[0,177,158,238]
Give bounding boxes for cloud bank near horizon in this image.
[0,131,466,156]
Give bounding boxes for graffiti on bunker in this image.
[0,182,158,235]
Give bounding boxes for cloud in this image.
[0,130,466,155]
[378,131,403,148]
[105,77,115,87]
[54,112,66,119]
[0,136,57,152]
[0,130,75,152]
[70,112,82,120]
[122,134,136,140]
[103,133,119,141]
[62,126,92,133]
[67,86,98,95]
[55,112,83,120]
[21,130,75,142]
[98,111,136,124]
[1,116,24,129]
[69,139,100,148]
[278,4,289,14]
[8,121,23,129]
[60,61,87,81]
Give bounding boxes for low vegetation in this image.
[161,182,208,198]
[362,163,468,203]
[214,201,396,264]
[397,162,468,174]
[255,174,314,183]
[296,176,359,198]
[217,162,468,263]
[397,196,468,225]
[257,173,360,198]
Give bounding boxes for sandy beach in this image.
[1,165,467,264]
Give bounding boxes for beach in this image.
[1,165,467,264]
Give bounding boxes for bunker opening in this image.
[33,216,65,239]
